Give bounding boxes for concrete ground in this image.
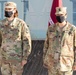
[22,40,76,75]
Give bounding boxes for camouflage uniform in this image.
[43,22,76,75]
[0,31,2,75]
[0,32,2,47]
[0,17,31,75]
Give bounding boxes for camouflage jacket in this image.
[0,32,2,47]
[0,32,2,66]
[43,22,76,71]
[0,17,31,63]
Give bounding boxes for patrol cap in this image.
[55,7,67,15]
[5,2,17,8]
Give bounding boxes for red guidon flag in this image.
[48,0,62,26]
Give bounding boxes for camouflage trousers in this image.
[1,62,23,75]
[48,69,73,75]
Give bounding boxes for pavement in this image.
[22,40,76,75]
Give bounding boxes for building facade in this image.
[0,0,74,40]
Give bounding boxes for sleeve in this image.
[0,21,2,47]
[0,31,2,66]
[21,22,31,60]
[43,30,49,60]
[73,28,76,65]
[0,32,2,47]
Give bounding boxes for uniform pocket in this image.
[49,32,56,39]
[1,63,11,75]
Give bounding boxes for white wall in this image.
[0,0,73,40]
[63,0,73,24]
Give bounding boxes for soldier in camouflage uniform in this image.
[0,32,2,47]
[43,7,76,75]
[0,2,31,75]
[0,32,2,75]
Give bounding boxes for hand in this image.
[21,60,27,67]
[72,65,76,71]
[43,63,49,69]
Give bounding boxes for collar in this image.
[5,17,17,26]
[56,21,69,32]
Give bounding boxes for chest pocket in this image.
[65,32,74,45]
[49,30,61,42]
[49,31,56,39]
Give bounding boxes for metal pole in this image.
[21,0,29,21]
[0,1,7,20]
